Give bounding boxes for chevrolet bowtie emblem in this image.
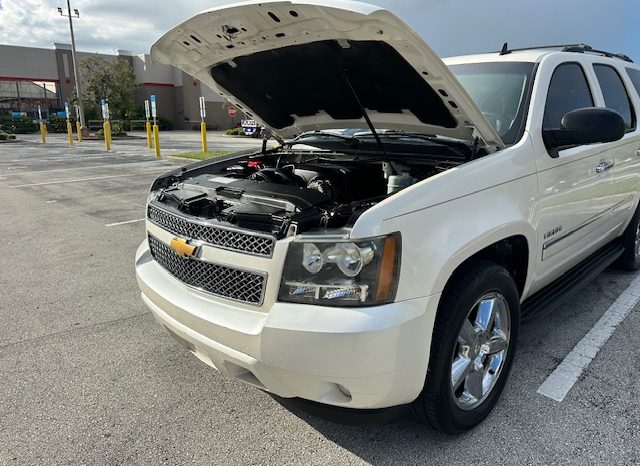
[170,237,198,258]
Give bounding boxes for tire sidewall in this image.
[624,207,640,270]
[433,266,520,432]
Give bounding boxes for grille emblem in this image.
[170,237,198,258]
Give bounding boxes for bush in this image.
[0,131,17,140]
[0,116,37,134]
[46,116,71,133]
[158,116,173,131]
[111,121,127,136]
[225,127,245,136]
[95,120,127,138]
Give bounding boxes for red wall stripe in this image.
[141,82,175,88]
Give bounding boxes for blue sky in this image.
[0,0,638,62]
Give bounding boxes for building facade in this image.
[0,43,243,130]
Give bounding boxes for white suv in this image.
[136,0,640,433]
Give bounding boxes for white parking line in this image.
[537,272,640,402]
[105,218,145,227]
[7,169,169,188]
[4,160,170,176]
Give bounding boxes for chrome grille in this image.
[147,204,275,257]
[148,235,266,305]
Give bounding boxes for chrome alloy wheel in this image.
[634,222,640,258]
[450,292,511,410]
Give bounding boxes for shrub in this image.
[46,116,70,133]
[225,127,245,136]
[110,121,127,136]
[158,116,173,131]
[96,120,127,138]
[0,116,37,134]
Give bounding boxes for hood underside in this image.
[151,0,504,150]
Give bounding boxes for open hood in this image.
[151,0,504,151]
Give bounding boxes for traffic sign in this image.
[228,106,237,118]
[199,97,206,120]
[144,100,150,120]
[100,99,110,120]
[150,95,157,119]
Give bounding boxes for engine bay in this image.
[152,150,463,238]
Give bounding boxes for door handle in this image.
[595,161,615,173]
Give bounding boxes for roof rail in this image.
[497,42,634,63]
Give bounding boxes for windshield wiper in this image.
[288,131,361,147]
[369,131,472,157]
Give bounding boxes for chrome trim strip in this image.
[147,202,276,258]
[542,195,634,258]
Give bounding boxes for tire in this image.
[615,205,640,271]
[412,259,520,434]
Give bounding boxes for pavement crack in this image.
[0,312,149,350]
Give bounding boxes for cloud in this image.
[0,0,638,62]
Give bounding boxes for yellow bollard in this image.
[66,121,74,146]
[39,122,47,144]
[103,121,112,151]
[107,122,113,150]
[146,121,153,149]
[76,121,82,142]
[201,121,208,153]
[153,124,160,157]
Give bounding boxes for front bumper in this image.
[135,239,440,410]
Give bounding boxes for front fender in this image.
[351,136,539,301]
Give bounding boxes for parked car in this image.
[136,0,640,433]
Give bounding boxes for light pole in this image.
[57,1,87,136]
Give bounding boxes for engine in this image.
[152,154,455,237]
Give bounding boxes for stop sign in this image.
[228,106,237,118]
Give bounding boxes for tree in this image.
[78,55,136,120]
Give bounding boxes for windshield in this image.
[449,62,536,145]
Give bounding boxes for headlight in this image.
[279,233,401,307]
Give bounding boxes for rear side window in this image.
[625,68,640,99]
[543,63,593,128]
[594,64,635,131]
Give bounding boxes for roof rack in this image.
[497,42,634,63]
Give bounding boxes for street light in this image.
[58,1,87,136]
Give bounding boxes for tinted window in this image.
[627,68,640,97]
[543,63,593,128]
[594,65,635,130]
[449,62,535,146]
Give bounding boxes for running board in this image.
[521,241,624,321]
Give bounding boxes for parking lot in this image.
[1,132,639,465]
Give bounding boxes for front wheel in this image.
[412,260,520,433]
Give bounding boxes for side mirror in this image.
[543,107,625,151]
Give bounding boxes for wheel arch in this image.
[433,224,536,300]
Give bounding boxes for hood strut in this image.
[342,68,388,158]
